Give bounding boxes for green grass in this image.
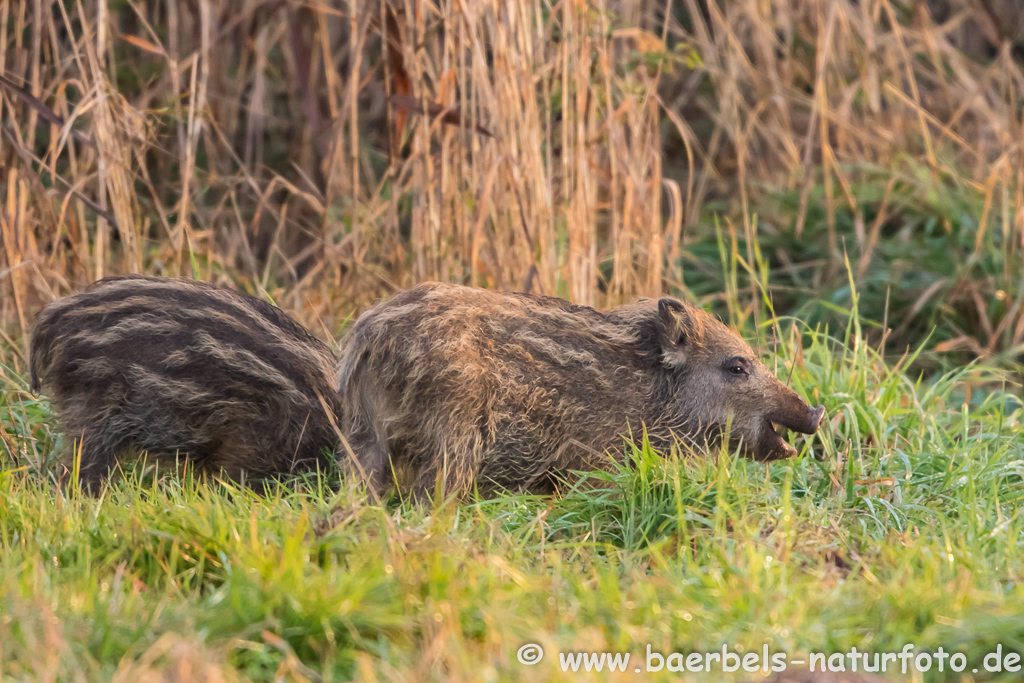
[682,165,1024,374]
[2,293,1024,681]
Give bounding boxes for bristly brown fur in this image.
[30,275,342,491]
[337,282,823,499]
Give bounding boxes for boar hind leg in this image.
[340,426,390,494]
[339,374,393,494]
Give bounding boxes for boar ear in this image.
[657,298,695,364]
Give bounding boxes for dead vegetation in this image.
[1,0,1022,361]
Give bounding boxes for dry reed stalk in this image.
[0,0,1020,361]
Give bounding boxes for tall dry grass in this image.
[0,0,1022,358]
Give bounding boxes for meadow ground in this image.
[2,288,1024,682]
[3,0,1024,680]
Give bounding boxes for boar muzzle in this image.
[790,404,826,435]
[759,403,825,461]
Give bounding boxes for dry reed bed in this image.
[0,0,1022,357]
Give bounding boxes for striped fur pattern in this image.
[338,282,824,498]
[30,276,342,490]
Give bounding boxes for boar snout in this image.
[772,402,825,436]
[757,393,825,461]
[807,404,826,433]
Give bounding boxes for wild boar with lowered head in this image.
[337,282,824,497]
[30,276,342,492]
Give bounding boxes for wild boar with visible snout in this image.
[337,282,824,498]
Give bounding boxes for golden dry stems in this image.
[0,0,1021,356]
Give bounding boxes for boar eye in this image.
[724,357,750,376]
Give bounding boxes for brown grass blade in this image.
[0,73,97,150]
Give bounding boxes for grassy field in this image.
[2,280,1024,681]
[3,0,1024,680]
